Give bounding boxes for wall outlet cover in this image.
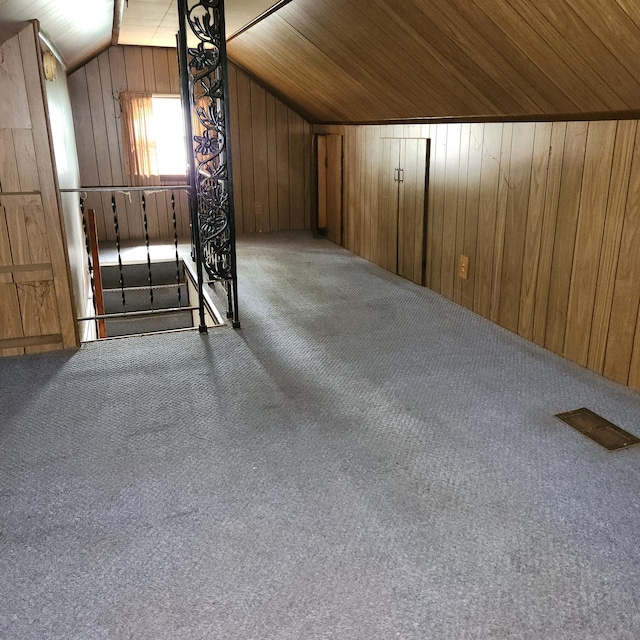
[458,255,469,279]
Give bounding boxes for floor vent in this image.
[555,408,640,451]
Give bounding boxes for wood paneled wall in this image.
[227,62,312,233]
[0,23,79,357]
[68,46,189,243]
[315,120,640,392]
[68,46,312,241]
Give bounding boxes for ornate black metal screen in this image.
[177,0,240,329]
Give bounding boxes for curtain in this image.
[120,91,159,186]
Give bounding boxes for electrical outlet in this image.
[255,202,263,215]
[458,255,469,280]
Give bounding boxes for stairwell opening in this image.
[80,248,224,342]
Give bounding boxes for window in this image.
[151,96,188,176]
[120,92,188,184]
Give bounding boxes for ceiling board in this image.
[118,0,280,48]
[227,0,640,122]
[0,0,113,70]
[2,0,640,122]
[0,1,283,69]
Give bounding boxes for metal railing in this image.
[63,186,200,339]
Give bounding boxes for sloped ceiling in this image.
[227,0,640,123]
[0,0,113,70]
[3,0,639,123]
[0,0,280,71]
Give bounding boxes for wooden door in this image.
[0,24,79,357]
[397,139,428,285]
[325,135,343,245]
[317,134,343,245]
[377,138,428,283]
[378,138,401,272]
[317,135,327,229]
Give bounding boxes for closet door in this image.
[397,139,428,285]
[378,138,401,272]
[317,134,343,245]
[317,136,327,229]
[377,137,428,284]
[326,135,343,245]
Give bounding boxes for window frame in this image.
[151,94,189,180]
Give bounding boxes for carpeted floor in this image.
[1,231,640,639]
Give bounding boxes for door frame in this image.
[315,133,344,246]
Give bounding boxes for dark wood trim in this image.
[0,335,62,349]
[320,110,640,127]
[112,0,125,45]
[227,0,296,41]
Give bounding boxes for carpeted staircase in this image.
[101,260,193,337]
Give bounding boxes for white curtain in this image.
[120,91,159,186]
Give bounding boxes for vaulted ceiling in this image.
[0,0,113,69]
[1,0,639,123]
[0,0,278,70]
[227,0,640,123]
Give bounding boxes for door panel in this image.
[317,135,327,229]
[398,139,428,285]
[325,134,343,245]
[378,138,401,272]
[397,141,411,281]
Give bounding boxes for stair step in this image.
[101,260,185,289]
[105,310,194,338]
[103,283,188,314]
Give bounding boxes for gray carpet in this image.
[1,231,640,639]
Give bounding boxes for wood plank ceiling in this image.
[227,0,640,123]
[2,0,639,123]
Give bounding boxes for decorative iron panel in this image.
[178,0,239,327]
